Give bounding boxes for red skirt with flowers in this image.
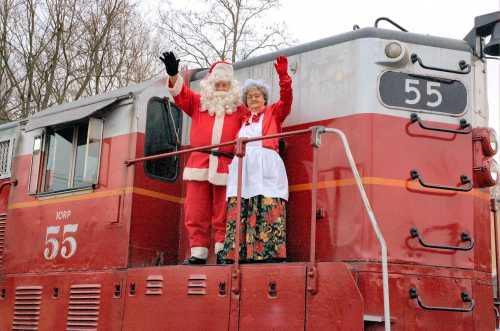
[221,195,287,261]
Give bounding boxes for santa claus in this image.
[160,51,246,264]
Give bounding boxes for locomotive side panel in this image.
[4,101,137,274]
[236,36,481,270]
[128,80,185,266]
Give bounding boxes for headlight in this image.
[473,128,498,157]
[491,159,499,184]
[474,158,499,187]
[385,42,403,58]
[489,129,498,156]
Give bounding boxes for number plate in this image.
[379,71,467,115]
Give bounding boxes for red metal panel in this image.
[356,267,487,331]
[122,266,231,331]
[129,133,183,266]
[4,134,137,274]
[473,195,492,272]
[306,262,363,331]
[4,195,129,273]
[0,278,13,330]
[355,271,407,331]
[283,114,482,271]
[1,271,125,331]
[128,194,181,266]
[409,276,475,331]
[239,263,306,331]
[472,280,495,331]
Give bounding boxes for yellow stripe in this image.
[9,188,130,209]
[131,187,184,204]
[8,187,182,209]
[289,177,491,200]
[7,176,491,210]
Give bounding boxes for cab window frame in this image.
[28,117,104,196]
[144,97,182,183]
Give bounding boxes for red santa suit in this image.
[168,62,246,259]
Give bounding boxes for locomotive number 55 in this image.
[43,224,79,260]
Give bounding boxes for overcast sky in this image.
[143,0,500,144]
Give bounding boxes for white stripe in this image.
[183,167,209,181]
[168,75,183,97]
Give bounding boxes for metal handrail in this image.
[125,126,391,331]
[322,128,391,331]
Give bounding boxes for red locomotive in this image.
[0,12,499,331]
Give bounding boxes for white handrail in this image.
[322,127,391,331]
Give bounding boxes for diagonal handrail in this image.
[321,127,391,331]
[124,126,391,330]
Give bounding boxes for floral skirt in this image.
[221,195,287,262]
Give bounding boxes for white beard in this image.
[200,79,241,117]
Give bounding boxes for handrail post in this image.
[307,126,324,295]
[232,138,246,295]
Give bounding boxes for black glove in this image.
[159,51,180,76]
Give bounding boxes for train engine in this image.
[0,11,499,331]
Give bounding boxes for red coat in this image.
[241,73,293,150]
[168,75,246,186]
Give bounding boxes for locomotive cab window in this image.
[29,117,103,194]
[144,97,182,182]
[0,138,14,179]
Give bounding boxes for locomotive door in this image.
[122,266,232,331]
[237,264,307,330]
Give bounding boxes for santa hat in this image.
[207,61,234,82]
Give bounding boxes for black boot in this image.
[182,256,207,265]
[216,252,232,265]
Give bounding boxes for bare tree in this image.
[158,0,294,68]
[0,0,158,121]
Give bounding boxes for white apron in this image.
[226,114,288,200]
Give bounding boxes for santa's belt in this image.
[200,149,234,159]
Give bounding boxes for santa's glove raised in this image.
[160,51,180,76]
[274,56,289,78]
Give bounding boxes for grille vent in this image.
[188,274,207,295]
[12,286,42,330]
[66,284,101,331]
[145,275,163,295]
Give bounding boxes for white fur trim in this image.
[191,247,208,259]
[210,172,227,186]
[206,115,228,186]
[211,115,225,145]
[183,167,209,181]
[214,242,224,254]
[168,75,183,97]
[207,154,228,186]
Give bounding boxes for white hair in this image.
[241,79,270,106]
[200,77,241,117]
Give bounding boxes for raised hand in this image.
[274,56,288,77]
[159,51,180,76]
